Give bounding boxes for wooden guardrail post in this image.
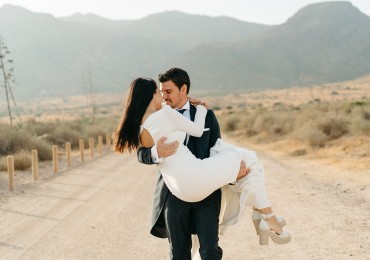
[52,145,58,173]
[106,133,111,151]
[7,155,14,191]
[89,137,94,158]
[79,139,85,162]
[98,135,103,155]
[66,142,71,167]
[31,149,39,181]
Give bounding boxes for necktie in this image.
[178,109,187,114]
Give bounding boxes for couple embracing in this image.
[113,67,291,260]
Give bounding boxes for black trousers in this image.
[163,189,222,260]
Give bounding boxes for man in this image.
[137,67,247,259]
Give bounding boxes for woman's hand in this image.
[188,96,209,109]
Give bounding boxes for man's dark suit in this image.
[137,104,222,260]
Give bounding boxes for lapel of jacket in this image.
[189,104,196,121]
[187,104,197,153]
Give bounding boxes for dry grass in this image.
[0,150,32,171]
[220,100,369,142]
[218,96,370,171]
[0,116,116,170]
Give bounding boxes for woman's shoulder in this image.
[142,110,163,127]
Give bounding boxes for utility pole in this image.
[83,62,97,123]
[0,36,13,126]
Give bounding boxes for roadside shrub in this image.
[252,112,294,136]
[290,149,307,156]
[0,126,33,155]
[0,124,52,160]
[317,117,348,140]
[245,129,258,137]
[222,116,240,132]
[13,150,32,170]
[295,126,328,147]
[26,120,56,137]
[32,139,52,161]
[362,110,370,120]
[0,150,32,171]
[253,114,275,133]
[46,126,81,148]
[0,157,6,171]
[349,108,370,136]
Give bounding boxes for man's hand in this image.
[236,160,250,181]
[157,137,179,158]
[188,96,209,109]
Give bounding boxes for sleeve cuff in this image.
[151,146,163,163]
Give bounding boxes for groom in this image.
[137,67,247,259]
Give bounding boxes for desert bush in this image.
[252,111,294,136]
[26,120,56,137]
[46,126,81,148]
[363,110,370,120]
[317,117,349,140]
[222,116,240,132]
[13,150,32,170]
[0,156,6,171]
[349,108,370,136]
[290,149,307,156]
[253,114,275,133]
[240,112,259,136]
[0,125,52,161]
[0,150,32,171]
[295,126,328,147]
[0,126,35,155]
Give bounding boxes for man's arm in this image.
[207,109,221,149]
[137,137,179,164]
[137,146,155,164]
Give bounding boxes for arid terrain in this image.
[0,142,369,259]
[0,75,369,259]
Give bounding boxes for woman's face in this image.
[153,88,163,110]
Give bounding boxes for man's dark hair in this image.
[158,67,191,94]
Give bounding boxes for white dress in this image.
[143,105,272,259]
[143,105,271,210]
[142,105,241,202]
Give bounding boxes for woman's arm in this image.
[163,105,207,137]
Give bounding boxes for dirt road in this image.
[0,149,369,259]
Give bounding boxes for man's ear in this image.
[180,84,188,95]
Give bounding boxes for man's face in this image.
[160,80,187,109]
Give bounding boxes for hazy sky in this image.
[0,0,369,24]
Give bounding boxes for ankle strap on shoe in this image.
[261,212,274,220]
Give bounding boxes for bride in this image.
[113,77,291,245]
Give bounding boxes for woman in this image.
[113,78,291,245]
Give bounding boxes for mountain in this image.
[60,13,120,26]
[0,2,370,100]
[0,4,269,99]
[175,1,370,91]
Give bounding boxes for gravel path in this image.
[0,149,368,259]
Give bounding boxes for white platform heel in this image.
[252,210,286,235]
[258,212,291,245]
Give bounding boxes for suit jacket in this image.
[137,104,221,238]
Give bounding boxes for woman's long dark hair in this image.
[113,78,157,153]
